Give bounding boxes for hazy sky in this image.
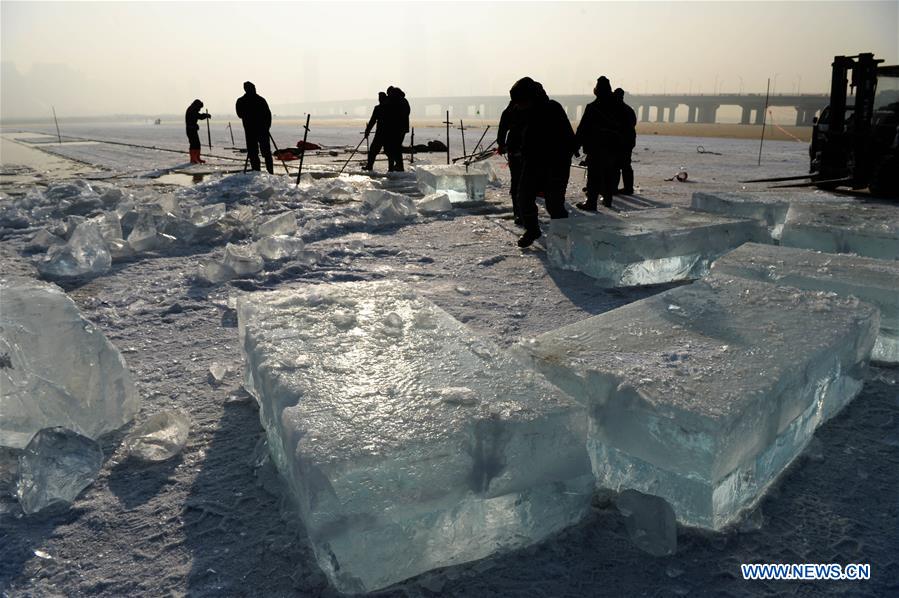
[2,1,897,119]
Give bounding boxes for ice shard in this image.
[0,278,139,450]
[16,427,104,515]
[415,164,488,203]
[514,276,878,529]
[416,192,453,215]
[238,281,593,593]
[253,235,308,261]
[712,243,899,363]
[361,189,418,226]
[122,410,190,462]
[780,201,899,260]
[546,208,766,287]
[690,191,848,240]
[254,211,297,238]
[37,221,112,279]
[222,243,264,276]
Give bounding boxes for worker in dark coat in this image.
[575,76,621,210]
[497,94,528,226]
[614,88,637,195]
[362,92,388,171]
[515,78,577,248]
[383,86,411,171]
[185,99,211,164]
[235,81,274,174]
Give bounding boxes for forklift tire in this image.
[869,155,899,198]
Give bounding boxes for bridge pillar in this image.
[668,105,677,123]
[640,105,650,122]
[686,105,696,123]
[655,105,665,122]
[754,107,765,125]
[698,104,718,123]
[740,105,751,124]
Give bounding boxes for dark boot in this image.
[517,228,542,248]
[576,200,597,212]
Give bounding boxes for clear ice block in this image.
[254,211,297,238]
[361,189,418,226]
[546,208,766,287]
[416,192,453,215]
[690,191,848,240]
[780,201,899,260]
[16,427,104,514]
[38,221,112,279]
[415,164,488,203]
[122,410,190,462]
[238,281,593,593]
[514,276,878,529]
[222,243,264,276]
[253,235,307,261]
[0,278,139,450]
[712,243,899,363]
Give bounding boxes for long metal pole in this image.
[205,110,212,150]
[295,114,311,187]
[339,135,366,175]
[757,78,771,166]
[410,127,414,164]
[444,110,451,164]
[459,119,467,171]
[268,133,292,175]
[52,106,62,144]
[227,122,235,146]
[471,125,490,157]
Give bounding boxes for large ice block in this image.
[690,191,848,240]
[546,208,766,287]
[0,278,139,450]
[514,276,878,529]
[780,201,899,260]
[38,221,112,279]
[238,281,593,593]
[712,243,899,363]
[415,164,487,203]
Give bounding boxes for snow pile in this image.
[238,280,593,593]
[514,275,879,529]
[0,277,140,450]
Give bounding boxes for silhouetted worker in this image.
[185,99,211,164]
[362,92,388,171]
[575,76,621,210]
[497,92,528,226]
[614,88,637,195]
[383,86,411,171]
[515,78,577,248]
[235,81,273,174]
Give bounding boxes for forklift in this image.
[748,53,899,196]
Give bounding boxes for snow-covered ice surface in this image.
[690,190,851,240]
[2,125,898,596]
[514,276,879,530]
[780,200,899,260]
[712,243,899,364]
[546,207,766,286]
[238,280,592,592]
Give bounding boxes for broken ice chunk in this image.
[127,211,161,252]
[25,229,65,253]
[237,281,593,593]
[514,276,878,529]
[254,235,306,261]
[222,243,263,276]
[0,278,139,449]
[16,427,104,514]
[416,192,453,215]
[190,203,226,227]
[37,221,112,278]
[616,489,678,556]
[196,258,237,284]
[712,243,899,363]
[208,362,229,384]
[254,211,297,238]
[780,201,899,260]
[546,207,766,287]
[415,165,488,203]
[361,189,418,225]
[122,410,190,462]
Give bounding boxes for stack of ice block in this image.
[780,201,899,260]
[712,243,899,363]
[238,281,593,593]
[546,208,766,287]
[690,191,849,241]
[415,164,487,203]
[513,276,879,529]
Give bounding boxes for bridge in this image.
[293,93,829,126]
